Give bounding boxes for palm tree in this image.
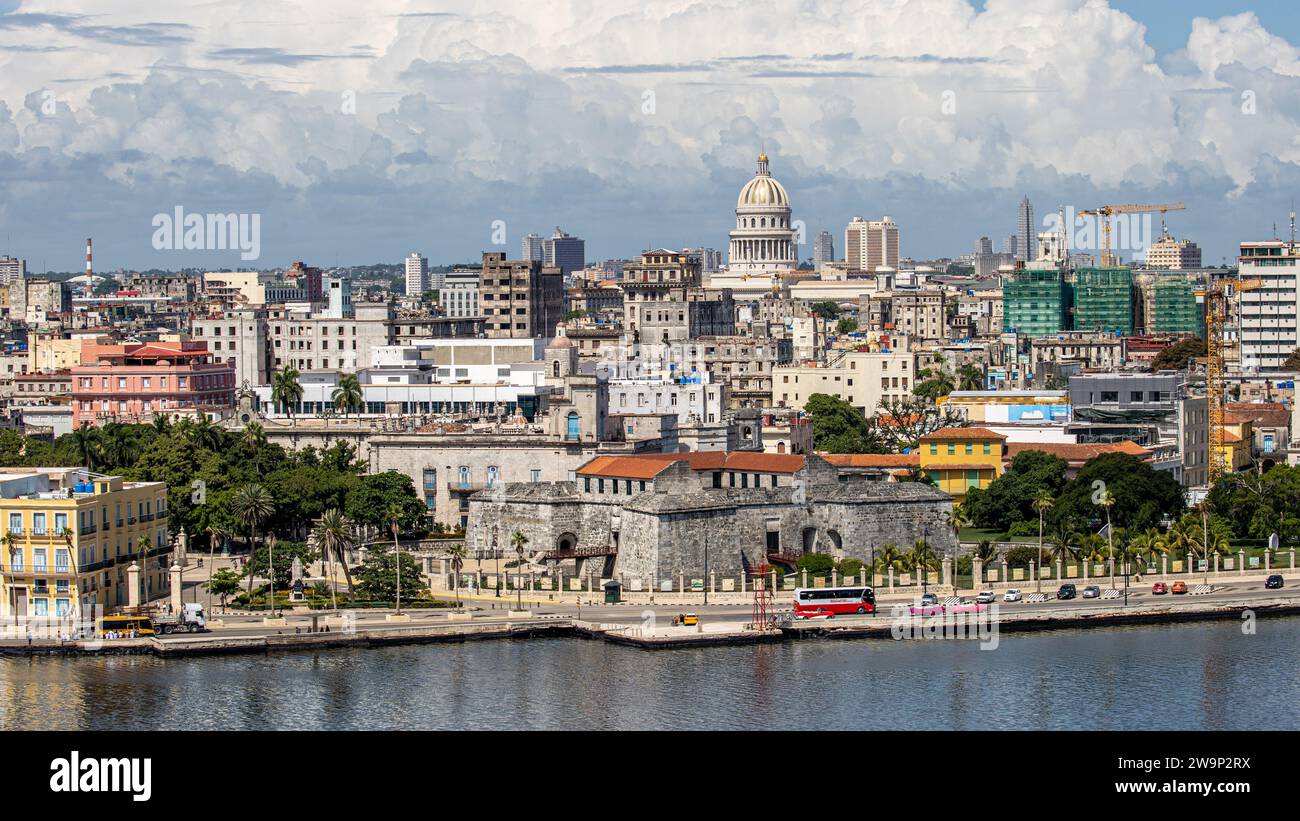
[231,483,275,607]
[1032,489,1053,593]
[956,363,984,391]
[313,508,355,605]
[332,373,364,418]
[69,425,102,471]
[271,368,304,420]
[1127,528,1165,579]
[188,415,224,451]
[876,543,902,584]
[242,422,268,473]
[446,542,468,606]
[151,413,173,437]
[1098,488,1117,589]
[101,423,136,469]
[511,530,529,608]
[1047,527,1082,579]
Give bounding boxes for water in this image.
[2,618,1297,730]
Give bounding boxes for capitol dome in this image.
[727,152,798,274]
[737,154,789,207]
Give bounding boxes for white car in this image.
[1003,589,1023,602]
[975,590,996,604]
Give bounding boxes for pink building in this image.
[70,342,237,427]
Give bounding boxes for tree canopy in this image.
[962,449,1069,532]
[804,394,885,454]
[1150,337,1206,372]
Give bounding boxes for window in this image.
[33,549,46,572]
[530,469,541,483]
[965,443,973,455]
[457,466,470,489]
[32,512,46,535]
[947,443,956,455]
[929,444,938,455]
[486,466,499,488]
[34,598,48,617]
[55,513,67,533]
[422,468,437,491]
[8,512,20,534]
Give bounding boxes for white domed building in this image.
[727,153,798,274]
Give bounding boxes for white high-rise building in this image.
[975,236,993,255]
[813,231,834,271]
[1144,235,1202,269]
[1016,196,1034,264]
[845,216,899,273]
[521,233,544,263]
[1238,240,1299,372]
[0,255,25,285]
[405,252,429,297]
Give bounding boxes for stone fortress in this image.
[467,451,956,582]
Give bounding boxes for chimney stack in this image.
[85,238,92,279]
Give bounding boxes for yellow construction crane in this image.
[1199,277,1262,483]
[1078,202,1185,267]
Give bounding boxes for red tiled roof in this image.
[820,453,921,468]
[1005,441,1151,465]
[576,451,807,479]
[920,427,1006,442]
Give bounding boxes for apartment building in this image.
[774,349,914,414]
[0,469,170,621]
[480,252,565,339]
[1237,240,1299,371]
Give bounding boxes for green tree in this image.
[796,552,835,577]
[447,541,468,606]
[1150,338,1207,371]
[203,568,242,611]
[963,450,1069,532]
[271,368,304,419]
[1284,347,1300,371]
[956,363,984,391]
[804,393,885,454]
[836,317,858,335]
[353,544,425,603]
[232,482,276,603]
[332,374,364,417]
[344,471,425,532]
[1051,453,1184,535]
[246,539,318,591]
[809,301,840,320]
[313,507,356,605]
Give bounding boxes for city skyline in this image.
[3,1,1300,270]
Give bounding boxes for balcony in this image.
[0,564,76,578]
[79,524,96,536]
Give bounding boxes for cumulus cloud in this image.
[0,0,1297,269]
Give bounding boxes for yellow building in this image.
[0,468,170,623]
[29,333,97,374]
[1215,414,1254,473]
[918,427,1006,502]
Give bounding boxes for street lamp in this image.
[703,534,709,607]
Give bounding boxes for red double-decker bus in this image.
[793,586,876,618]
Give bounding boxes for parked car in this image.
[975,590,997,604]
[1082,585,1101,599]
[1265,574,1284,590]
[1056,583,1077,600]
[1171,581,1188,595]
[920,592,939,606]
[1003,589,1023,602]
[1151,582,1168,595]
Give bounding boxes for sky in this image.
[2,0,1300,272]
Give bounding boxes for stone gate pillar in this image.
[169,563,183,611]
[127,563,141,609]
[972,556,983,587]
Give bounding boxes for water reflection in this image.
[0,619,1295,731]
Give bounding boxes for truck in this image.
[150,602,208,635]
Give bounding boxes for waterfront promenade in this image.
[2,568,1297,656]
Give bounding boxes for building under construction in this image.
[1072,267,1135,335]
[1002,268,1067,337]
[1132,270,1203,336]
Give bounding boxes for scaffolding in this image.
[1150,275,1201,336]
[1073,267,1134,335]
[1003,268,1066,337]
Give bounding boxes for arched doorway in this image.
[801,527,818,554]
[824,529,843,559]
[556,533,578,554]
